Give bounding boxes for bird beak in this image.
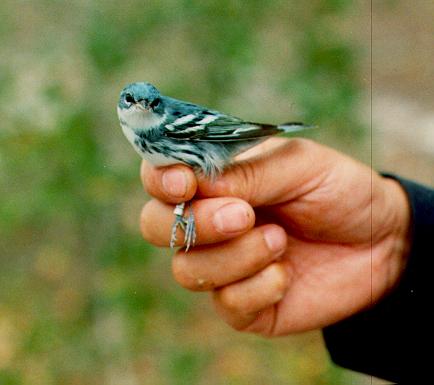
[137,99,150,110]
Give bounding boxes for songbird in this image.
[117,82,311,250]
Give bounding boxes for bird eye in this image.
[150,98,160,109]
[125,94,135,104]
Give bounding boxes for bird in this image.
[117,82,312,250]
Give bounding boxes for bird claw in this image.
[170,202,196,251]
[184,204,196,251]
[170,215,186,248]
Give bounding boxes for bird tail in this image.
[277,122,317,133]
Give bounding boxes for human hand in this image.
[140,138,411,335]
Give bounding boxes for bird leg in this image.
[170,201,196,250]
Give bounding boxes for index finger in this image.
[140,161,198,204]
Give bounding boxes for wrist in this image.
[378,177,412,296]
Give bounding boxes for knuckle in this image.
[285,137,313,155]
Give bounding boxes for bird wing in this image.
[163,111,280,142]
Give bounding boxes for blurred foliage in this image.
[0,0,369,384]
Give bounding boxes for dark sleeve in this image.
[323,176,434,383]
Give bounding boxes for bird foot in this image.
[170,202,196,251]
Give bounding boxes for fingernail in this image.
[213,203,250,233]
[263,226,286,254]
[162,169,187,197]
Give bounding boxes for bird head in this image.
[118,82,163,114]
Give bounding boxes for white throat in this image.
[117,105,166,131]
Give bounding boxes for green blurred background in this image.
[1,1,433,384]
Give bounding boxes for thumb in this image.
[197,138,328,207]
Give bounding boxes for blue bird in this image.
[117,82,311,250]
